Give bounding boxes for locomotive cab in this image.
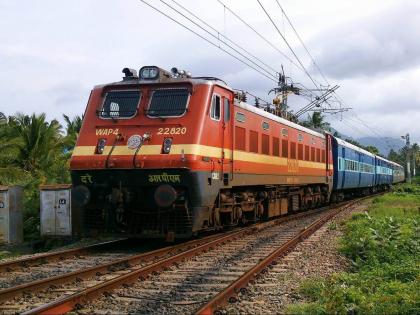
[70,66,234,239]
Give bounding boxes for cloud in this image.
[311,2,420,79]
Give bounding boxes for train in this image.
[70,66,405,240]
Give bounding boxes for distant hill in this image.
[356,137,404,157]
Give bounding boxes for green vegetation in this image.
[288,181,420,315]
[0,112,82,240]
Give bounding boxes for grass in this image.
[287,179,420,315]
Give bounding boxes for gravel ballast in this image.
[224,201,370,314]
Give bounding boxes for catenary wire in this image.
[256,0,321,92]
[273,0,330,86]
[215,0,303,72]
[159,0,278,81]
[170,0,280,75]
[140,0,278,83]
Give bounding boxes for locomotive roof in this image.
[235,100,325,139]
[95,77,232,90]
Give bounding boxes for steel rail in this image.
[0,231,235,302]
[195,200,361,314]
[0,239,127,273]
[20,208,326,315]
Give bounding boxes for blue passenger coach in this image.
[390,161,405,184]
[375,155,393,187]
[331,136,376,200]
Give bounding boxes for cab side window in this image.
[224,98,230,121]
[211,95,221,121]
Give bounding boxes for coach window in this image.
[298,134,303,142]
[211,94,221,121]
[305,145,310,161]
[235,112,246,123]
[235,126,246,151]
[321,150,326,163]
[249,130,259,153]
[298,143,304,160]
[290,142,297,159]
[281,128,288,137]
[311,147,315,162]
[282,139,288,158]
[262,134,270,155]
[273,137,280,156]
[262,121,269,130]
[223,98,230,121]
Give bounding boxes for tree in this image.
[63,114,83,151]
[345,139,363,147]
[364,145,380,155]
[0,114,24,183]
[8,113,63,173]
[301,112,331,131]
[388,149,402,164]
[0,112,6,124]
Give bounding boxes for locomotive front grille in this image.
[128,203,192,237]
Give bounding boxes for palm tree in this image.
[8,113,63,173]
[301,112,331,131]
[0,114,24,183]
[0,112,6,124]
[63,114,83,151]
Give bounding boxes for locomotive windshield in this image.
[99,90,141,118]
[147,88,190,117]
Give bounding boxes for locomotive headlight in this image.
[96,138,107,154]
[162,137,173,154]
[140,66,159,80]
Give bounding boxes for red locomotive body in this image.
[70,66,333,239]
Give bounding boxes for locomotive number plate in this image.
[96,128,119,136]
[157,127,187,135]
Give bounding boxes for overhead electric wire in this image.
[330,113,396,152]
[215,0,303,72]
[273,0,330,86]
[170,0,280,75]
[159,0,278,81]
[347,115,395,151]
[140,0,278,83]
[256,0,321,92]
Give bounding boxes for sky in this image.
[1,0,419,146]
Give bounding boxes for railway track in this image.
[0,197,370,315]
[0,239,143,292]
[0,238,127,273]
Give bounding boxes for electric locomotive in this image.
[70,66,335,239]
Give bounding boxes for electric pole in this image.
[402,133,411,184]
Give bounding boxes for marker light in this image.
[140,66,159,80]
[162,138,173,154]
[96,138,107,154]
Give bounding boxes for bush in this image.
[287,183,420,315]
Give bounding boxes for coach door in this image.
[210,87,233,185]
[325,134,333,186]
[221,93,233,185]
